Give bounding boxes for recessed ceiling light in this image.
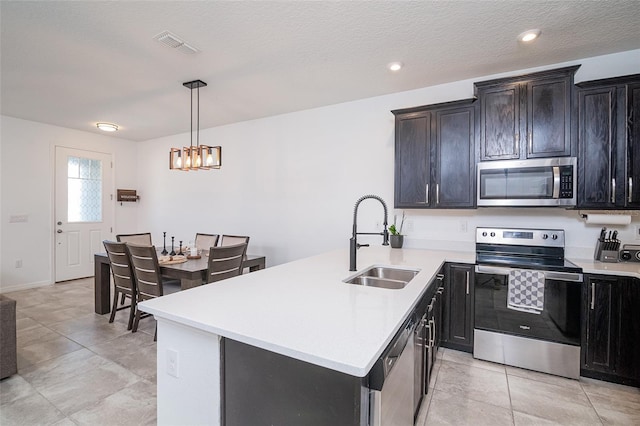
[518,29,541,43]
[96,122,118,132]
[388,62,403,72]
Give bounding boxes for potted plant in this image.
[389,211,405,248]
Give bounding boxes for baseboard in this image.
[0,280,52,294]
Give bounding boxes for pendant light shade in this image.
[169,79,222,171]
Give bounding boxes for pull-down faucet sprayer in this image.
[349,195,389,271]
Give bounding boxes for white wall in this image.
[2,50,638,292]
[0,116,138,292]
[136,50,640,267]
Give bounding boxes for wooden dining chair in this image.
[219,234,250,247]
[116,232,152,245]
[103,241,137,330]
[195,233,219,252]
[206,243,248,283]
[126,243,180,339]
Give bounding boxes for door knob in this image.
[57,229,63,233]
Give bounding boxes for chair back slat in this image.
[207,243,248,283]
[127,244,164,299]
[219,235,250,247]
[195,233,219,252]
[103,241,136,295]
[116,233,152,245]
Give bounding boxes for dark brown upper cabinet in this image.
[576,74,640,209]
[392,99,477,209]
[475,66,579,161]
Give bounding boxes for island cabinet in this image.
[441,263,474,352]
[576,74,640,209]
[474,65,579,161]
[223,339,365,426]
[581,274,640,386]
[392,99,477,209]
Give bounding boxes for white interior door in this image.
[55,147,113,282]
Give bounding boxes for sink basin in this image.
[361,266,419,282]
[343,266,420,290]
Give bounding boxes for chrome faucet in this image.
[350,194,389,271]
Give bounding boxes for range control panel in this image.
[476,227,565,248]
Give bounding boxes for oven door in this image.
[474,265,582,346]
[477,158,576,207]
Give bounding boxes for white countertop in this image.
[570,258,640,279]
[139,246,474,377]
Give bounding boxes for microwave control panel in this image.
[559,166,574,199]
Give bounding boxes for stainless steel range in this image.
[474,227,583,379]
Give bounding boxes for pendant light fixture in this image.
[169,79,222,170]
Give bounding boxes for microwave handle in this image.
[552,166,560,199]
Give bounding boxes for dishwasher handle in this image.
[368,318,415,391]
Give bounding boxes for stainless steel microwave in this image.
[477,157,577,207]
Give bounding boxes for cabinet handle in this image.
[590,283,595,310]
[436,184,440,205]
[515,132,520,153]
[429,318,435,346]
[426,184,429,204]
[466,271,470,295]
[528,131,533,154]
[611,178,616,204]
[630,177,633,203]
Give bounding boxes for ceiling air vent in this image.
[153,31,199,54]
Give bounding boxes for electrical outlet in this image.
[167,349,179,378]
[15,259,22,268]
[636,225,640,240]
[459,220,468,233]
[404,220,413,232]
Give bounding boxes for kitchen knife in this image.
[599,227,606,242]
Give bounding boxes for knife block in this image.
[594,240,620,263]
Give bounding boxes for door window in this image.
[67,156,102,222]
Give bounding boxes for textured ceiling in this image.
[1,1,640,141]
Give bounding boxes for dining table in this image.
[93,251,266,315]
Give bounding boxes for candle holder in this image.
[161,232,168,255]
[178,240,184,256]
[170,236,176,256]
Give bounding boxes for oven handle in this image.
[475,265,582,282]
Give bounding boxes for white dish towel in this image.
[507,269,545,314]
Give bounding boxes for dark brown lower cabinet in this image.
[442,263,474,352]
[582,274,640,386]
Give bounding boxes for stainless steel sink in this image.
[361,266,419,282]
[343,266,420,290]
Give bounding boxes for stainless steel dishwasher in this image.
[368,317,416,426]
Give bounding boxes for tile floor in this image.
[1,278,639,425]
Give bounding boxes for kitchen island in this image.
[138,246,474,425]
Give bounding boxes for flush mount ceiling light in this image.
[518,29,541,43]
[388,61,403,72]
[96,122,118,132]
[169,80,222,171]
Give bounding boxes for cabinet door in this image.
[445,264,474,351]
[616,277,640,381]
[577,87,618,208]
[434,106,476,208]
[526,77,572,158]
[583,275,617,374]
[478,83,521,161]
[626,83,640,207]
[394,112,432,207]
